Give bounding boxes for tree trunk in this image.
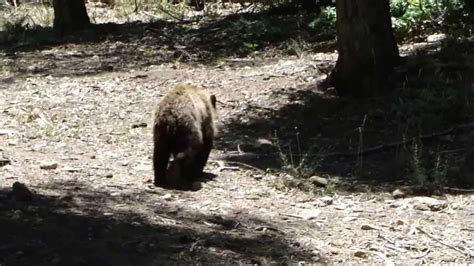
[329,0,400,97]
[53,0,91,36]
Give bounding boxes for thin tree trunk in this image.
[53,0,91,36]
[329,0,400,97]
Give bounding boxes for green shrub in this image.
[390,0,469,38]
[308,6,336,34]
[409,141,447,193]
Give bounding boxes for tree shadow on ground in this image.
[218,37,474,192]
[0,181,318,265]
[0,9,335,79]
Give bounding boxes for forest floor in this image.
[1,4,474,265]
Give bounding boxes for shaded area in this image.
[0,181,317,265]
[219,37,474,190]
[0,9,335,79]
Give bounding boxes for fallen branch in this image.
[216,122,474,160]
[443,187,474,193]
[211,159,266,173]
[328,121,474,157]
[279,213,305,219]
[416,226,471,257]
[411,247,431,259]
[370,251,395,266]
[438,148,465,155]
[212,160,240,172]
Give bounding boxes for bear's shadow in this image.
[155,171,218,192]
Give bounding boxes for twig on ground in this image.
[212,160,240,172]
[224,160,266,173]
[416,226,471,257]
[189,239,204,253]
[216,122,474,160]
[438,148,465,155]
[443,187,474,193]
[279,213,305,219]
[378,233,395,245]
[329,121,474,157]
[384,243,408,254]
[370,251,395,266]
[411,247,431,259]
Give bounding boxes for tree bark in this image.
[329,0,400,97]
[53,0,91,36]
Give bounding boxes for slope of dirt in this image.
[1,51,473,264]
[1,11,474,263]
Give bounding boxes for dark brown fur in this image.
[153,84,217,190]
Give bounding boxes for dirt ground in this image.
[1,8,474,265]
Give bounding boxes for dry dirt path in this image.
[1,52,473,264]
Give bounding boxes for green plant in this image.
[243,41,259,51]
[287,38,306,58]
[231,18,264,37]
[1,3,53,44]
[231,17,282,39]
[393,84,471,131]
[5,3,54,29]
[214,57,226,66]
[354,115,368,178]
[410,140,447,192]
[390,0,469,38]
[273,129,319,179]
[308,6,336,34]
[114,0,186,21]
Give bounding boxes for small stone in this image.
[0,129,17,136]
[161,194,172,200]
[309,176,328,187]
[413,196,447,211]
[238,138,277,154]
[300,209,322,220]
[255,138,272,146]
[392,189,405,199]
[319,196,333,206]
[0,157,11,166]
[40,161,58,170]
[105,173,114,178]
[413,203,431,211]
[361,224,379,230]
[342,216,358,222]
[396,220,405,225]
[387,200,401,208]
[12,182,34,201]
[426,33,446,43]
[61,167,81,173]
[354,250,367,258]
[131,122,147,129]
[118,160,129,166]
[324,87,338,96]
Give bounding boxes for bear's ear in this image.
[210,95,217,109]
